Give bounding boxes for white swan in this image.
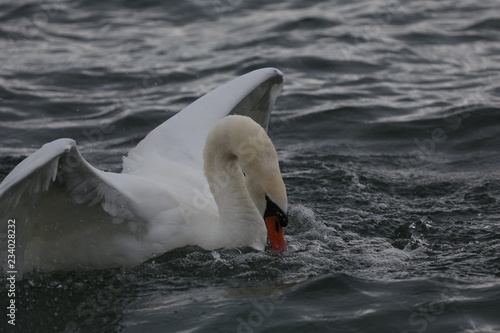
[0,68,287,276]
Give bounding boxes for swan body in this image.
[0,68,287,276]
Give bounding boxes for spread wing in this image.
[0,139,145,276]
[122,67,284,173]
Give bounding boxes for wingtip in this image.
[0,138,78,196]
[254,67,284,81]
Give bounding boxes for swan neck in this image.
[203,116,268,249]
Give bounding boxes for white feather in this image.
[0,68,284,277]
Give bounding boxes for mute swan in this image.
[0,68,287,276]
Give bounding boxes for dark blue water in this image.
[1,0,500,332]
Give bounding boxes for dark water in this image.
[1,0,500,332]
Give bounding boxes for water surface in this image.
[1,0,500,332]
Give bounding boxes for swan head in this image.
[263,195,288,252]
[244,152,288,252]
[204,115,288,252]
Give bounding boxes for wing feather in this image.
[122,67,284,173]
[0,139,142,275]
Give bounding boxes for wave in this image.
[463,17,500,31]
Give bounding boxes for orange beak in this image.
[265,215,287,251]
